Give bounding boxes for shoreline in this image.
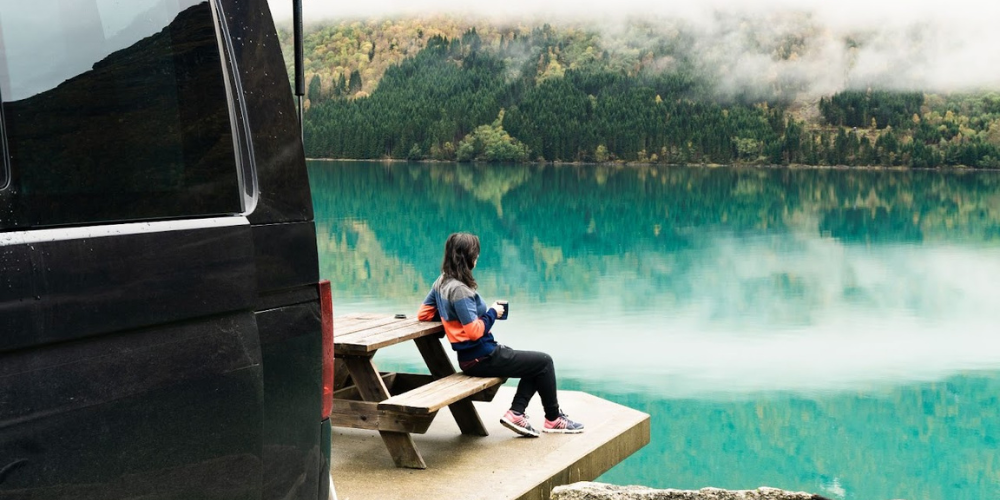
[306,157,999,172]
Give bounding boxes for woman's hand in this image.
[490,301,506,318]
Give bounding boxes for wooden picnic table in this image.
[331,313,505,469]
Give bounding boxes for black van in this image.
[0,1,333,499]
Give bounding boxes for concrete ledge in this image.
[330,388,650,500]
[551,482,833,500]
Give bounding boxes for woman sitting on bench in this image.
[417,232,584,437]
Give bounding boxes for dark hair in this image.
[441,232,480,289]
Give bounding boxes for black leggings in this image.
[462,345,560,421]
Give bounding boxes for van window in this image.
[0,0,241,229]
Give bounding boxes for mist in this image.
[267,0,995,25]
[267,0,1000,96]
[368,230,1000,398]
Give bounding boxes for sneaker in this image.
[542,412,584,434]
[500,410,539,438]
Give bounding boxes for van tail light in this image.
[319,280,334,420]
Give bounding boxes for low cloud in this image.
[269,0,997,27]
[267,0,1000,94]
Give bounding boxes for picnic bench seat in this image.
[379,373,506,415]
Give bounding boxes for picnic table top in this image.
[334,313,443,356]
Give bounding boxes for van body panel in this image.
[257,302,324,500]
[0,311,264,498]
[252,221,320,294]
[0,243,32,309]
[0,222,256,353]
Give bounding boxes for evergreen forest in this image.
[284,18,1000,168]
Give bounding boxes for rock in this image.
[550,482,833,500]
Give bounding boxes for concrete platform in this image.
[330,387,650,500]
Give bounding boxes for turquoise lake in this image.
[308,161,1000,500]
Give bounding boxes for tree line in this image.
[303,28,1000,168]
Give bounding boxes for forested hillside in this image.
[280,17,1000,168]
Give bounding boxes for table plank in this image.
[337,318,424,342]
[378,374,505,415]
[353,323,442,349]
[336,315,406,335]
[330,399,435,434]
[335,319,444,355]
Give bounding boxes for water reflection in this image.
[310,161,1000,499]
[584,373,1000,500]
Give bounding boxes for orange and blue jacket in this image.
[417,275,498,362]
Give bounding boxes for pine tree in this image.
[348,70,363,95]
[308,74,323,104]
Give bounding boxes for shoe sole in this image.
[541,427,584,434]
[500,417,539,438]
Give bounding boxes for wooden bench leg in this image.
[379,431,427,469]
[445,398,489,437]
[343,357,428,469]
[333,358,351,390]
[414,337,490,437]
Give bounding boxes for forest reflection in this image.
[310,161,1000,306]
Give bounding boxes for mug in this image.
[497,300,509,320]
